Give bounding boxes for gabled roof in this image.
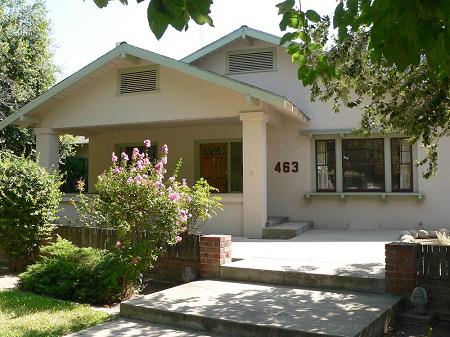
[182,26,282,63]
[0,42,308,130]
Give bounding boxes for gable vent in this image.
[227,50,275,74]
[119,69,158,94]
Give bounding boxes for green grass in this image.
[0,289,111,337]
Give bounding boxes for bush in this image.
[75,141,221,277]
[19,238,137,305]
[0,151,61,271]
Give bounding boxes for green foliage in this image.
[75,141,221,272]
[185,178,222,235]
[0,0,57,156]
[333,0,450,79]
[0,289,110,337]
[90,0,213,40]
[19,238,136,305]
[309,30,450,178]
[0,152,62,271]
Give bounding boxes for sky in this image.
[45,0,336,80]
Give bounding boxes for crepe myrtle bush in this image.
[75,140,221,273]
[0,151,62,271]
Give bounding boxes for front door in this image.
[200,143,228,193]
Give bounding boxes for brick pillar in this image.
[200,235,232,278]
[385,242,419,296]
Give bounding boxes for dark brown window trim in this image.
[391,138,413,192]
[315,139,336,192]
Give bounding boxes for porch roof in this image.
[0,43,309,130]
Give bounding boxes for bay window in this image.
[314,137,414,193]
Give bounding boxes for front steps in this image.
[121,279,402,337]
[220,258,386,294]
[262,218,312,239]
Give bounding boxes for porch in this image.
[38,114,273,238]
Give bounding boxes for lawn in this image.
[0,289,111,337]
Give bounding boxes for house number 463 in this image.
[274,161,299,173]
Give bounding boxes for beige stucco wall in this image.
[195,38,450,230]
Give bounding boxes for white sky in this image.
[45,0,336,80]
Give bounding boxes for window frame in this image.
[195,139,243,193]
[391,138,413,192]
[312,134,416,194]
[315,139,337,192]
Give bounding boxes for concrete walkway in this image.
[66,318,228,337]
[120,279,401,337]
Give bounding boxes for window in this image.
[118,144,157,165]
[315,140,336,191]
[198,141,242,193]
[391,138,413,192]
[118,66,159,95]
[60,157,89,193]
[342,139,385,192]
[227,49,275,74]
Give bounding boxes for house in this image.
[1,26,449,238]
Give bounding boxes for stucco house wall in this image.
[191,34,450,230]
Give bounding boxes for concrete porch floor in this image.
[230,229,399,279]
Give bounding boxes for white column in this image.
[240,111,268,238]
[34,127,59,171]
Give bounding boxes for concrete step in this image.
[265,216,289,227]
[262,221,312,239]
[220,258,386,294]
[120,279,402,337]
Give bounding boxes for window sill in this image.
[304,192,424,202]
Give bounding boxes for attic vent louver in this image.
[227,50,275,74]
[119,68,158,94]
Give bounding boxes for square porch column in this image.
[240,111,268,238]
[34,127,59,171]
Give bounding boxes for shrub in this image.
[0,151,61,271]
[74,141,222,287]
[19,238,136,305]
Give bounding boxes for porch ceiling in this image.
[56,116,242,137]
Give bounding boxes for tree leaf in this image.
[305,9,321,23]
[276,0,295,15]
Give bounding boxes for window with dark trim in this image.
[391,138,413,192]
[342,139,385,192]
[315,140,336,191]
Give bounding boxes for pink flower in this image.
[134,175,143,184]
[112,152,118,163]
[186,196,192,203]
[175,236,182,243]
[144,139,151,148]
[161,156,167,165]
[169,192,180,202]
[155,180,162,188]
[113,167,123,174]
[127,177,134,184]
[179,209,189,222]
[132,147,139,160]
[121,152,129,162]
[154,162,163,171]
[182,178,187,187]
[116,240,122,248]
[143,158,150,166]
[139,153,145,160]
[136,160,143,170]
[169,176,176,183]
[161,144,168,155]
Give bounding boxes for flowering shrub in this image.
[75,140,221,291]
